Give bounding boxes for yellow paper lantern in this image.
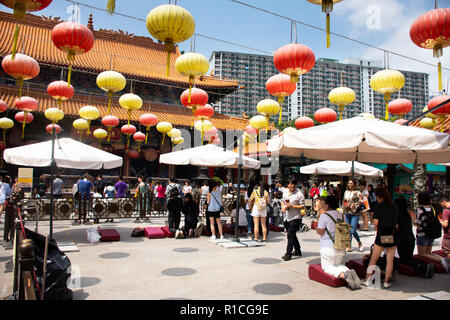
[175,52,209,103]
[93,128,108,141]
[172,136,184,146]
[257,99,281,130]
[0,117,14,141]
[96,70,127,114]
[249,115,267,142]
[370,69,405,120]
[283,127,297,134]
[146,4,195,77]
[420,117,434,129]
[73,118,89,141]
[156,121,173,145]
[306,0,343,48]
[194,120,212,145]
[422,106,437,130]
[44,107,65,124]
[328,86,355,120]
[119,93,143,126]
[167,128,181,139]
[79,105,100,134]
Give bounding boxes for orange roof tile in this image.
[0,85,249,130]
[0,11,239,90]
[409,117,450,134]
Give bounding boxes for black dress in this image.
[374,202,399,248]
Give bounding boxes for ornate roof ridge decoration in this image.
[40,15,62,23]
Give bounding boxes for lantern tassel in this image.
[278,97,284,124]
[107,91,114,114]
[127,136,130,148]
[161,133,165,146]
[145,127,149,144]
[21,112,27,140]
[138,142,141,152]
[339,106,344,121]
[201,129,204,146]
[3,130,5,141]
[438,62,442,92]
[188,76,195,103]
[67,64,73,88]
[11,26,20,60]
[384,93,391,121]
[87,120,91,135]
[326,13,330,48]
[17,78,24,98]
[107,0,116,14]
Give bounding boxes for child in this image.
[167,188,183,234]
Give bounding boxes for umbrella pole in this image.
[233,135,243,243]
[49,128,56,239]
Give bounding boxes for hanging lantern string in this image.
[290,21,298,44]
[64,0,449,73]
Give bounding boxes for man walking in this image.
[52,174,64,199]
[281,179,305,261]
[77,174,93,224]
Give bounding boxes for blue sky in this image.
[2,0,449,92]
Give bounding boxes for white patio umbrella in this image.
[267,116,450,164]
[300,160,383,177]
[3,137,123,169]
[159,144,261,169]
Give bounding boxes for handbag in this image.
[379,226,395,244]
[211,193,224,213]
[255,190,267,211]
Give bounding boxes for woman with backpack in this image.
[363,187,398,289]
[249,181,270,242]
[414,192,447,271]
[316,196,360,290]
[244,180,257,237]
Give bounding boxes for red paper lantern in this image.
[266,74,297,124]
[314,108,337,124]
[245,125,258,136]
[128,150,140,159]
[101,115,119,141]
[194,104,214,119]
[139,113,158,144]
[180,88,208,114]
[14,96,38,112]
[429,95,450,132]
[273,43,315,83]
[15,111,33,123]
[121,124,136,148]
[46,123,61,134]
[51,21,95,86]
[204,127,218,143]
[295,116,314,129]
[388,98,413,118]
[410,8,450,91]
[0,99,8,113]
[133,131,146,151]
[1,53,40,97]
[47,80,74,105]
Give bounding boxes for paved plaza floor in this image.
[1,216,449,300]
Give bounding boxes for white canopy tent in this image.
[300,160,383,177]
[267,116,450,164]
[3,138,123,169]
[159,144,261,169]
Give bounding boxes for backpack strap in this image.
[324,212,337,243]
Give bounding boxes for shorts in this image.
[442,237,450,256]
[207,211,221,219]
[416,236,434,247]
[251,207,267,218]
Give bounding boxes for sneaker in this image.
[361,279,370,287]
[424,263,435,279]
[441,257,449,273]
[350,269,361,289]
[346,248,353,253]
[344,270,357,290]
[282,253,292,261]
[210,235,216,240]
[292,249,302,257]
[220,235,224,240]
[358,243,364,252]
[383,282,392,289]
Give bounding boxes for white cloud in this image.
[335,0,450,96]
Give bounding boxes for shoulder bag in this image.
[211,192,224,213]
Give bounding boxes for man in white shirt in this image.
[281,179,305,261]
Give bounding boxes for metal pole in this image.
[403,98,450,125]
[49,128,56,239]
[233,135,243,243]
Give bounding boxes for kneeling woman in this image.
[316,196,361,290]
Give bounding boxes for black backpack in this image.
[422,206,442,240]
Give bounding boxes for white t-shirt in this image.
[201,185,209,196]
[231,208,248,226]
[317,210,344,248]
[183,185,192,194]
[283,190,305,222]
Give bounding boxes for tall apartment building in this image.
[211,51,429,122]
